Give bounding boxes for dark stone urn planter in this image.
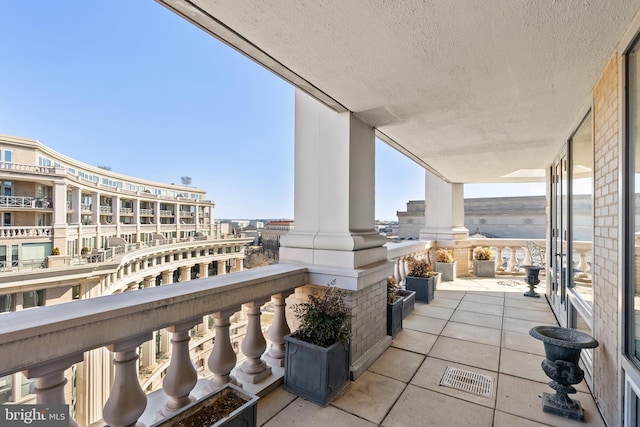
[387,297,403,338]
[283,334,350,407]
[529,326,599,422]
[522,265,543,298]
[406,274,440,303]
[397,289,416,319]
[150,383,258,427]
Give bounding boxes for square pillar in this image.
[420,170,469,244]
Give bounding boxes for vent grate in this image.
[440,366,494,398]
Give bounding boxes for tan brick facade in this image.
[592,53,619,426]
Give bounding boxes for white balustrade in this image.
[206,308,241,391]
[265,293,291,367]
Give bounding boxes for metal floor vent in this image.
[440,366,494,398]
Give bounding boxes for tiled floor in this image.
[258,277,606,427]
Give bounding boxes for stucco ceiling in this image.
[158,0,640,183]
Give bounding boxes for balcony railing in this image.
[0,196,52,209]
[120,207,133,215]
[159,210,175,216]
[140,208,154,216]
[0,162,57,174]
[0,226,52,238]
[0,264,305,426]
[99,205,112,214]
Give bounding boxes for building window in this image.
[3,150,12,163]
[0,294,15,313]
[626,37,640,363]
[22,289,45,309]
[72,286,81,300]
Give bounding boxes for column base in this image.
[263,353,285,368]
[235,365,272,384]
[351,335,392,380]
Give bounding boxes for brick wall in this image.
[592,53,619,426]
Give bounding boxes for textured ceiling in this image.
[158,0,640,183]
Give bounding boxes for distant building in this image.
[396,200,425,239]
[261,220,293,259]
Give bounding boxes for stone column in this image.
[91,191,99,226]
[199,262,209,279]
[71,186,81,225]
[205,308,239,393]
[26,354,83,427]
[103,334,151,427]
[180,265,190,282]
[217,260,226,275]
[160,319,200,417]
[236,300,271,383]
[162,270,173,285]
[279,89,392,379]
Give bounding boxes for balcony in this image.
[0,240,601,426]
[0,195,52,209]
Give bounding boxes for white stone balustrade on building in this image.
[0,264,307,426]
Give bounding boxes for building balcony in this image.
[0,195,52,209]
[0,239,601,426]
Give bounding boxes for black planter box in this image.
[397,289,416,319]
[387,297,403,337]
[283,334,350,407]
[406,275,439,303]
[150,383,258,427]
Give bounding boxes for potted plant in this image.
[81,246,89,256]
[284,279,351,406]
[434,248,456,281]
[386,276,403,338]
[405,256,440,303]
[473,246,495,277]
[150,383,258,427]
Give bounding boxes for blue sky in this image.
[0,2,542,221]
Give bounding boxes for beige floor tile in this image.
[410,356,496,408]
[463,293,504,306]
[504,306,557,323]
[412,303,455,320]
[458,300,504,316]
[505,298,553,311]
[450,310,503,330]
[383,384,494,427]
[262,396,376,427]
[427,297,461,309]
[429,336,500,371]
[468,290,506,298]
[503,317,557,334]
[441,321,502,347]
[368,346,425,383]
[331,371,406,425]
[501,330,546,356]
[403,314,447,335]
[496,374,605,426]
[257,386,297,426]
[499,348,589,393]
[434,289,465,300]
[493,410,552,426]
[391,328,438,355]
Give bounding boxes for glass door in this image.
[550,150,569,326]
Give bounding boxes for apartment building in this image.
[0,135,252,425]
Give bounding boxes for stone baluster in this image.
[205,308,240,393]
[103,334,151,427]
[160,319,200,417]
[236,300,272,383]
[523,246,532,266]
[575,248,591,279]
[496,247,505,272]
[508,246,519,272]
[264,293,292,367]
[393,259,401,284]
[26,354,83,427]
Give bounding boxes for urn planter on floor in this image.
[405,274,440,303]
[283,334,350,406]
[150,383,258,427]
[387,297,403,338]
[397,289,416,319]
[522,265,543,297]
[529,326,599,422]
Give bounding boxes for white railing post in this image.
[236,299,272,383]
[205,308,240,393]
[508,246,519,272]
[160,319,200,417]
[264,293,291,367]
[26,354,83,427]
[103,334,151,427]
